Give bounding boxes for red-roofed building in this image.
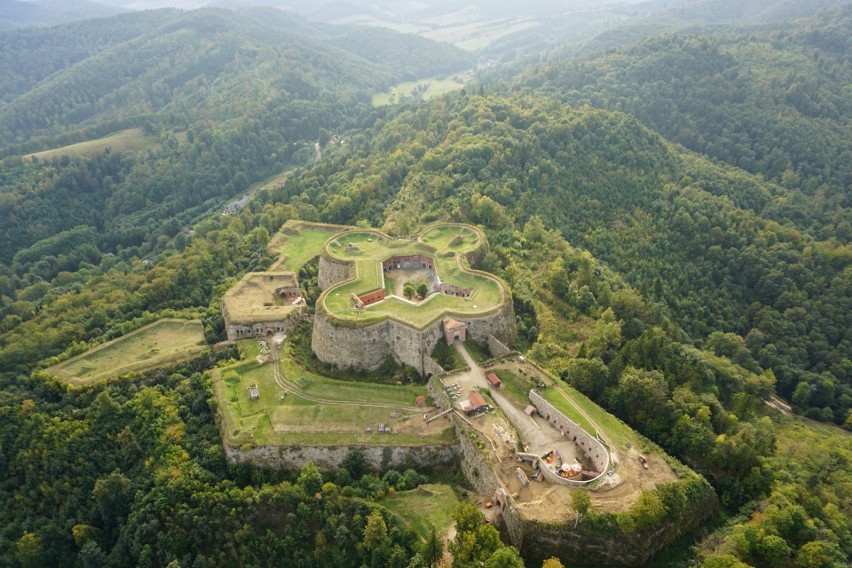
[486,373,502,388]
[443,316,468,344]
[468,392,487,413]
[416,396,426,407]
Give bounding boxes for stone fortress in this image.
[221,271,305,340]
[311,224,516,376]
[218,221,716,566]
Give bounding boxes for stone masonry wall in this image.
[488,335,511,358]
[454,417,526,549]
[312,312,392,371]
[318,254,352,291]
[463,303,517,347]
[389,318,443,373]
[530,391,609,474]
[225,443,459,471]
[313,304,515,376]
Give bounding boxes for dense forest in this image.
[1,2,850,567]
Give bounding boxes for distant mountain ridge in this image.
[0,0,127,29]
[0,7,472,151]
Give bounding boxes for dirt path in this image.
[441,522,456,567]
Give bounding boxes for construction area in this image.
[430,344,680,521]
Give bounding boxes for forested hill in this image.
[520,6,852,213]
[268,93,851,426]
[0,7,470,297]
[0,7,471,151]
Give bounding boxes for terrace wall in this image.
[224,310,303,340]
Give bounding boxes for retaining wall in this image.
[529,391,609,475]
[224,443,459,471]
[225,310,303,341]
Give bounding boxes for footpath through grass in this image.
[48,319,206,385]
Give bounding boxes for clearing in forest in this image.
[25,128,159,160]
[372,76,467,106]
[47,319,207,385]
[379,484,461,541]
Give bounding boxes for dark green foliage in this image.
[524,7,852,211]
[0,367,427,567]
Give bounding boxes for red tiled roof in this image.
[443,316,467,331]
[486,373,502,386]
[468,392,487,409]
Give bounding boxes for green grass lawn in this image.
[213,339,453,447]
[372,77,466,107]
[379,484,460,541]
[491,369,538,408]
[321,224,506,328]
[25,128,158,160]
[48,319,206,385]
[269,221,344,271]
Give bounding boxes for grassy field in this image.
[213,339,453,446]
[25,128,158,160]
[47,319,207,385]
[268,221,346,271]
[379,484,460,540]
[321,224,506,328]
[372,77,466,106]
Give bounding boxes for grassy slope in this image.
[379,484,460,541]
[213,339,452,446]
[47,319,206,385]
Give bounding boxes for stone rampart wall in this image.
[313,304,515,376]
[454,417,526,549]
[225,310,302,341]
[224,443,458,471]
[529,391,609,474]
[318,255,352,291]
[463,304,517,347]
[312,312,392,371]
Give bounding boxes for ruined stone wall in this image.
[224,443,459,471]
[318,254,352,290]
[312,311,392,371]
[530,391,609,474]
